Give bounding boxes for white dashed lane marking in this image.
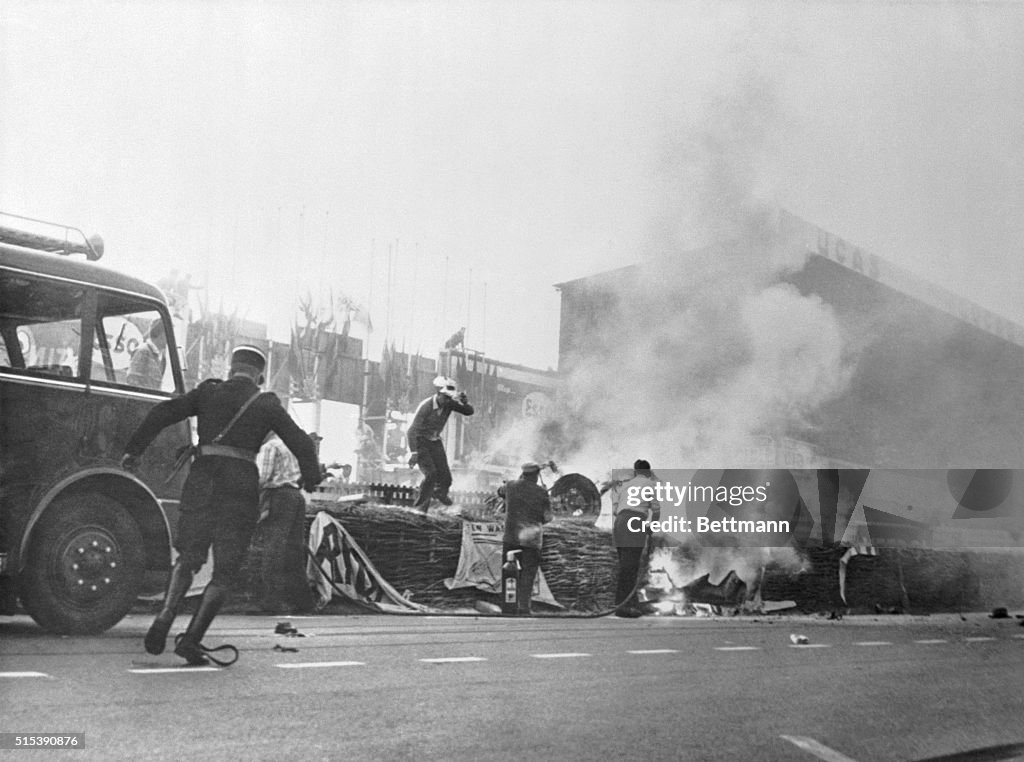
[628,649,679,655]
[16,631,1022,681]
[531,652,591,659]
[0,671,50,678]
[275,661,365,669]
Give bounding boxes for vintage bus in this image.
[0,213,190,633]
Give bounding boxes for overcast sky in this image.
[2,1,1023,369]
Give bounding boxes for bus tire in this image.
[21,492,146,635]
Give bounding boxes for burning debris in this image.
[639,566,749,617]
[633,546,804,617]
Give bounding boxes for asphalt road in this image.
[2,611,1023,762]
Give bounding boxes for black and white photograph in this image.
[2,2,1023,760]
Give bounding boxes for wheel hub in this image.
[57,528,122,602]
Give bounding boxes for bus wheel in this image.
[21,493,146,635]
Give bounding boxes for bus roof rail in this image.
[0,211,104,261]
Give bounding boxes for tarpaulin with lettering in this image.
[444,521,563,608]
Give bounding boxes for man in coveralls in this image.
[613,459,660,618]
[406,375,473,513]
[499,461,553,615]
[121,346,321,665]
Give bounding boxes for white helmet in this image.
[432,375,458,396]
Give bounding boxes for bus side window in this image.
[93,305,170,392]
[0,273,84,379]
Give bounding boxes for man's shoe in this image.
[434,492,454,506]
[143,561,193,655]
[614,607,643,618]
[144,614,173,655]
[173,634,210,666]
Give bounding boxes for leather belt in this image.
[198,444,255,461]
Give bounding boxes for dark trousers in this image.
[616,546,645,606]
[613,510,648,606]
[502,543,541,614]
[175,462,259,588]
[413,438,452,507]
[259,486,312,612]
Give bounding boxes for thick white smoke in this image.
[513,53,854,596]
[552,242,852,476]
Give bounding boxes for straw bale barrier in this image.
[303,503,620,611]
[232,500,1024,615]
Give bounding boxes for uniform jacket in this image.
[125,375,321,490]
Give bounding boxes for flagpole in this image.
[382,242,396,468]
[362,237,375,423]
[466,267,472,349]
[360,240,376,481]
[410,242,419,347]
[460,269,473,462]
[441,255,448,353]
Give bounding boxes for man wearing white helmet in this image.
[406,375,474,512]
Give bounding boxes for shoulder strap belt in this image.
[198,444,255,462]
[212,391,262,444]
[163,391,261,484]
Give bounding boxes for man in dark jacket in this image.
[121,345,321,665]
[406,375,473,512]
[500,462,552,615]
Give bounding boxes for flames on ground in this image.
[638,545,805,616]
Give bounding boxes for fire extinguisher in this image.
[501,550,522,616]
